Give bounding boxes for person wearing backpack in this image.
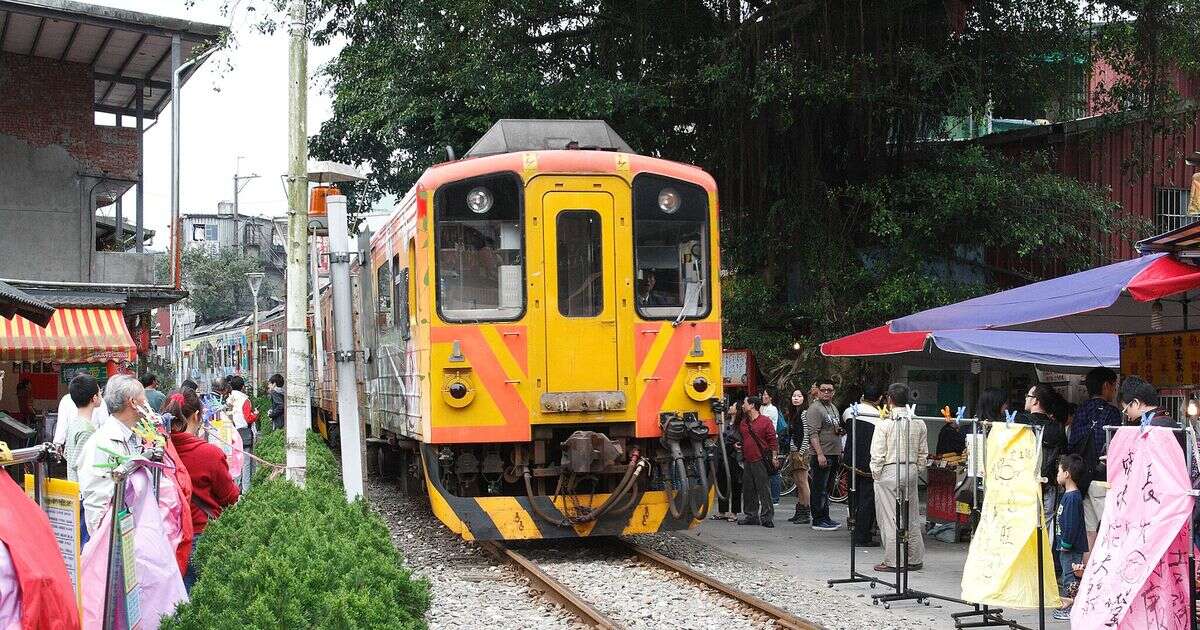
[1066,367,1120,553]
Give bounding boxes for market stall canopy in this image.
[889,253,1200,334]
[0,307,135,362]
[821,325,1118,369]
[0,280,54,327]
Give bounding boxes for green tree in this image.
[174,248,272,324]
[305,0,1192,380]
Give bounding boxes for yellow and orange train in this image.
[313,120,723,540]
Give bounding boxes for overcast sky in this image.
[93,0,343,249]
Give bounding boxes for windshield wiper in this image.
[672,282,703,328]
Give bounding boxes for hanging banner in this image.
[961,424,1061,608]
[1072,426,1192,629]
[23,476,83,612]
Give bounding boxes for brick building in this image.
[0,0,225,415]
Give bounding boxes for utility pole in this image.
[326,194,364,500]
[233,156,260,254]
[284,0,310,486]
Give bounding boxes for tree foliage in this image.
[304,0,1195,381]
[173,248,272,324]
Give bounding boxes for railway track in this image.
[478,539,823,630]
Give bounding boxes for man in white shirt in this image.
[52,381,110,446]
[76,375,147,533]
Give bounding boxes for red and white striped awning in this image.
[0,308,136,363]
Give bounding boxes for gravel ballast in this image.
[368,476,945,629]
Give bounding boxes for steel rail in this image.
[477,541,625,630]
[618,540,824,630]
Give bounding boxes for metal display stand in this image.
[828,403,894,591]
[944,417,1022,630]
[1,442,61,509]
[850,413,1040,630]
[101,459,140,630]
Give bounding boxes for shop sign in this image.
[1119,331,1200,388]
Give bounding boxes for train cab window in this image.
[632,175,711,320]
[376,262,393,329]
[434,173,524,322]
[556,210,603,317]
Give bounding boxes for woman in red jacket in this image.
[163,389,240,592]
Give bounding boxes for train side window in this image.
[376,262,393,329]
[556,210,603,317]
[631,175,711,321]
[434,173,524,322]
[397,267,410,340]
[392,254,403,330]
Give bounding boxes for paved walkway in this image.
[686,496,1063,629]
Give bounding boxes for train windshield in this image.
[435,174,525,322]
[632,175,711,320]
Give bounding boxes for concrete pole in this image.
[284,0,310,485]
[326,195,364,500]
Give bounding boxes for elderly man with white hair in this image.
[76,374,148,532]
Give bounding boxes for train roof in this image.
[419,149,717,192]
[465,119,634,157]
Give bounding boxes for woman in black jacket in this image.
[1026,384,1069,535]
[786,389,812,524]
[267,373,286,431]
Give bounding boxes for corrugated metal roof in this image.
[1136,220,1200,255]
[0,279,53,326]
[23,290,126,308]
[0,0,227,119]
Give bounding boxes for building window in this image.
[1155,187,1194,234]
[192,224,219,242]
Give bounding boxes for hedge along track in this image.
[478,539,823,630]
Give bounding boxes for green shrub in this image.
[251,429,340,488]
[165,433,429,630]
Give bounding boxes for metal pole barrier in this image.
[1031,424,1046,630]
[101,461,136,630]
[1187,423,1198,630]
[829,404,889,589]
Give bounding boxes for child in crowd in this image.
[64,374,102,483]
[1053,454,1088,621]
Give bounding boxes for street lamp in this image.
[246,272,265,395]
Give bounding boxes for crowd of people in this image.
[711,366,1187,618]
[49,370,287,594]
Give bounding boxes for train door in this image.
[541,192,619,392]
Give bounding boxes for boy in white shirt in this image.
[63,374,102,482]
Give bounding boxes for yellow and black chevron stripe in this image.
[420,445,712,540]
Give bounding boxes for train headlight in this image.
[442,374,475,408]
[657,188,681,214]
[466,187,493,214]
[684,369,714,402]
